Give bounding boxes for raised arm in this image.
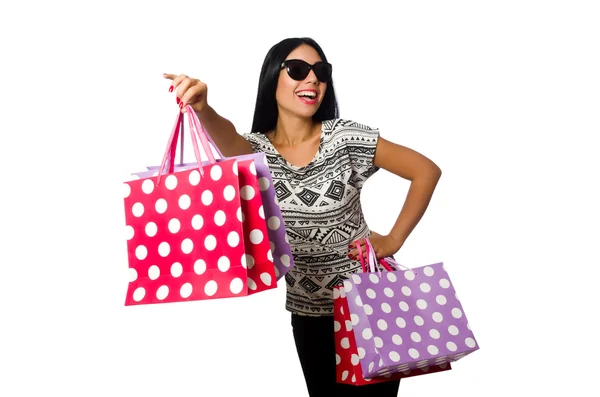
[164,73,254,157]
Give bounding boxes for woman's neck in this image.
[270,112,319,147]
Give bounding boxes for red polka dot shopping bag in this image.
[122,106,276,306]
[334,238,479,384]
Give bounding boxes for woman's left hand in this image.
[348,231,402,262]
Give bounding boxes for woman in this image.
[164,37,442,397]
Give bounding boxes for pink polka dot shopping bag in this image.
[333,238,479,385]
[122,106,276,306]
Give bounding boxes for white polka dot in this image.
[446,342,458,352]
[248,278,257,290]
[389,351,401,362]
[267,249,273,262]
[411,332,422,342]
[363,304,373,315]
[404,270,416,281]
[352,274,362,284]
[258,177,270,191]
[381,303,392,313]
[241,186,255,200]
[228,231,240,247]
[409,348,420,359]
[148,265,160,280]
[274,267,280,278]
[230,278,244,294]
[237,207,243,222]
[358,347,366,359]
[192,214,203,230]
[448,325,459,335]
[155,198,167,214]
[424,266,435,276]
[351,313,360,326]
[171,262,183,277]
[333,321,341,332]
[249,229,263,244]
[368,274,380,284]
[243,254,254,269]
[414,315,425,326]
[180,283,192,298]
[440,278,451,288]
[465,337,476,348]
[436,295,448,305]
[145,222,157,237]
[386,272,397,282]
[214,210,226,226]
[132,202,144,217]
[341,337,350,349]
[335,354,341,365]
[375,337,384,348]
[351,354,359,366]
[125,225,134,240]
[392,334,403,345]
[165,175,178,190]
[428,345,439,355]
[343,280,353,293]
[123,183,131,198]
[142,179,155,194]
[194,259,206,275]
[181,238,193,254]
[368,362,374,373]
[204,235,216,251]
[452,308,463,318]
[218,256,230,272]
[156,285,169,300]
[355,295,363,307]
[362,328,373,340]
[341,370,349,381]
[135,245,147,260]
[210,165,222,181]
[384,287,394,298]
[396,317,406,328]
[260,273,272,286]
[399,301,409,311]
[420,283,431,293]
[249,161,257,175]
[366,288,376,299]
[168,218,181,233]
[201,190,213,205]
[268,216,281,230]
[232,161,238,175]
[204,280,218,296]
[263,156,268,166]
[280,254,291,267]
[179,194,191,210]
[401,286,412,296]
[129,268,138,282]
[189,170,201,185]
[430,329,441,339]
[432,312,443,323]
[259,206,265,219]
[223,185,236,201]
[158,242,170,257]
[377,319,388,331]
[133,287,145,301]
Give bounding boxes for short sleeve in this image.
[333,120,381,189]
[241,132,266,154]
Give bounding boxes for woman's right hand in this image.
[163,73,208,114]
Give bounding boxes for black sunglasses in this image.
[281,59,332,83]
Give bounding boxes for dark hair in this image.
[250,37,339,133]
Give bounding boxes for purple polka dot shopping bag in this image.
[339,238,480,380]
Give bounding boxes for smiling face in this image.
[275,44,328,120]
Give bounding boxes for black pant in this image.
[291,313,400,397]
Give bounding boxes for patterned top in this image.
[242,119,381,316]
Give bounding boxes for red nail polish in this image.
[176,97,180,104]
[168,85,174,92]
[179,102,183,108]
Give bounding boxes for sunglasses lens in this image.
[313,63,332,82]
[286,61,310,81]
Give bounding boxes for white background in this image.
[1,1,599,396]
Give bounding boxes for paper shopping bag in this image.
[333,285,451,386]
[122,106,274,305]
[131,117,295,281]
[342,239,479,379]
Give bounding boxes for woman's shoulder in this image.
[322,118,378,134]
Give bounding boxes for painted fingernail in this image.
[176,97,180,104]
[179,102,183,108]
[168,85,174,92]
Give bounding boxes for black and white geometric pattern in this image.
[243,119,381,316]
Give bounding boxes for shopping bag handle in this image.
[156,105,216,185]
[355,238,412,274]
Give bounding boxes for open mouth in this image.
[296,90,318,103]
